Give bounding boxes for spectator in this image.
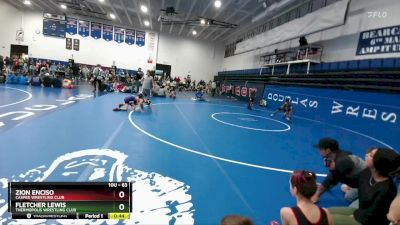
[329,147,399,225]
[311,138,365,204]
[211,80,217,97]
[92,64,103,92]
[52,75,62,88]
[42,73,52,87]
[141,71,153,99]
[280,170,333,225]
[29,74,42,86]
[387,195,400,225]
[0,55,4,72]
[220,215,254,225]
[134,68,144,93]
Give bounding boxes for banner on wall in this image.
[90,22,102,39]
[66,38,72,50]
[114,27,125,43]
[66,18,77,35]
[148,32,156,51]
[103,24,113,41]
[136,31,146,47]
[125,29,135,45]
[73,39,80,51]
[356,25,400,55]
[78,20,90,37]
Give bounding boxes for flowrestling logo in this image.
[0,149,195,224]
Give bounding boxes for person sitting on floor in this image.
[168,86,176,99]
[29,74,42,86]
[280,170,333,225]
[328,147,399,225]
[220,215,254,225]
[193,89,205,101]
[42,73,52,87]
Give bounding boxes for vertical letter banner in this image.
[90,22,102,39]
[78,20,90,37]
[114,27,125,43]
[103,24,113,41]
[125,29,135,45]
[66,18,77,35]
[136,31,146,47]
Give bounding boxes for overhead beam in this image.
[131,0,143,28]
[146,0,153,30]
[185,0,213,36]
[120,0,134,26]
[106,1,123,24]
[160,0,165,32]
[178,0,198,35]
[195,0,234,38]
[36,0,56,13]
[169,0,181,34]
[204,0,252,40]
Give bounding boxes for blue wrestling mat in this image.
[0,83,399,224]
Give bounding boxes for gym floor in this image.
[0,83,394,225]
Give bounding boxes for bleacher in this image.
[216,58,400,92]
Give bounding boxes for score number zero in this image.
[108,183,129,211]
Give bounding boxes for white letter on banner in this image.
[300,99,308,108]
[24,105,58,111]
[362,108,377,120]
[268,93,273,100]
[346,106,360,117]
[292,98,299,105]
[331,101,344,114]
[309,101,318,108]
[278,95,285,102]
[381,112,397,123]
[273,94,278,101]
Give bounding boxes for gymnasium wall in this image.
[157,33,224,82]
[0,1,224,81]
[221,0,400,70]
[262,85,400,150]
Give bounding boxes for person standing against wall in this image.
[134,68,144,93]
[141,70,153,100]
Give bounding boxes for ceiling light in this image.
[200,18,206,25]
[98,0,104,2]
[144,20,150,26]
[110,13,116,19]
[141,5,148,13]
[23,0,31,5]
[192,30,197,35]
[214,0,222,8]
[60,4,67,9]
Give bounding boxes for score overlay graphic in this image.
[8,182,132,219]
